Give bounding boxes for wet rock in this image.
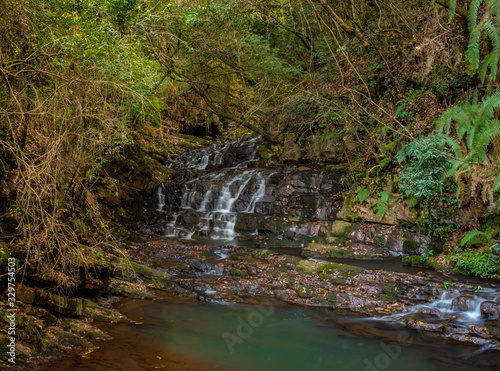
[338,194,418,225]
[481,301,500,319]
[346,224,431,257]
[406,318,444,333]
[451,296,475,312]
[330,220,356,237]
[15,342,34,356]
[16,284,36,304]
[448,334,491,345]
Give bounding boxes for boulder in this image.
[481,301,500,319]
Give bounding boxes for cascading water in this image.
[155,137,274,240]
[157,187,165,212]
[382,287,500,324]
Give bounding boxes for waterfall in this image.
[154,136,274,240]
[157,187,165,212]
[243,171,273,213]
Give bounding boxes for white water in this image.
[384,288,500,323]
[157,187,165,212]
[159,137,273,240]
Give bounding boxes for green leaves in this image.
[460,230,494,246]
[465,0,500,84]
[356,185,371,203]
[372,191,390,219]
[397,134,455,199]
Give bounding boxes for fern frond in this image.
[466,27,482,70]
[486,0,500,19]
[479,53,493,83]
[493,173,500,192]
[440,135,463,159]
[460,230,493,247]
[469,0,483,32]
[449,0,457,21]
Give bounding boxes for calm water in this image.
[46,298,500,371]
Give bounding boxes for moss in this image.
[300,195,318,218]
[403,239,419,254]
[315,262,339,274]
[296,260,317,273]
[402,255,445,271]
[303,242,353,257]
[379,294,397,302]
[319,273,346,285]
[53,329,92,348]
[402,255,426,266]
[330,221,355,237]
[326,292,337,304]
[231,268,248,277]
[382,281,405,296]
[489,326,500,338]
[336,264,364,278]
[265,239,303,248]
[297,285,312,298]
[300,170,312,186]
[251,249,273,258]
[283,255,301,265]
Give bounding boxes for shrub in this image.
[452,250,500,278]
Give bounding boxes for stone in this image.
[16,284,36,304]
[330,221,355,237]
[451,296,475,312]
[480,301,500,319]
[338,194,418,225]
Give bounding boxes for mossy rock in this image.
[402,256,445,271]
[402,255,426,266]
[296,260,317,274]
[296,259,364,277]
[16,284,36,304]
[326,292,337,304]
[300,195,318,218]
[303,242,353,258]
[283,255,302,265]
[403,239,420,254]
[51,328,92,348]
[297,285,313,298]
[81,299,122,322]
[251,249,273,258]
[231,268,248,277]
[265,238,303,248]
[67,320,111,340]
[315,262,340,274]
[379,294,397,302]
[382,281,405,296]
[330,221,355,237]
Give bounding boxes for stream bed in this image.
[46,295,500,371]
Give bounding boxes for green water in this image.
[47,298,500,370]
[118,300,436,371]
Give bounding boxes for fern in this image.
[465,0,500,84]
[460,230,493,246]
[449,0,457,21]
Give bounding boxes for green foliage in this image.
[452,250,500,278]
[372,191,390,219]
[435,92,500,170]
[460,230,494,246]
[356,185,371,203]
[420,243,433,262]
[397,134,457,199]
[465,0,500,84]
